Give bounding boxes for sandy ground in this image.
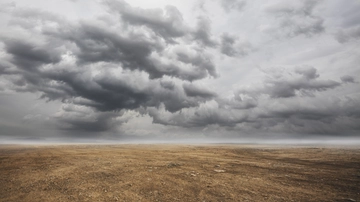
[0,144,359,202]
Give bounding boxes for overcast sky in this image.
[0,0,359,143]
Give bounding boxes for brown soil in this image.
[0,144,359,202]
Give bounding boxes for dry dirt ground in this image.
[0,144,359,202]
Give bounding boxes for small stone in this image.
[167,162,181,168]
[214,169,225,173]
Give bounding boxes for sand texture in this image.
[0,144,359,202]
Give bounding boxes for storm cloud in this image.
[0,0,359,141]
[104,0,188,42]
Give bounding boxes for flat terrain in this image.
[0,144,359,202]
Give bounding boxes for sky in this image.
[0,0,359,143]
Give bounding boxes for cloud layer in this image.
[0,0,359,140]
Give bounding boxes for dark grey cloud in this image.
[53,20,215,81]
[176,51,218,78]
[220,33,237,56]
[183,83,217,99]
[341,75,356,83]
[0,0,359,138]
[148,86,360,135]
[2,39,61,70]
[55,105,119,132]
[160,80,175,90]
[266,77,340,98]
[144,65,360,135]
[0,60,17,75]
[147,102,249,128]
[94,72,198,112]
[294,65,318,79]
[43,67,213,113]
[104,0,187,42]
[2,53,214,117]
[192,17,218,48]
[63,23,161,64]
[2,3,218,82]
[216,93,257,110]
[0,4,222,132]
[220,33,253,57]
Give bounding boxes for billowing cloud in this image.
[144,65,359,135]
[0,3,221,133]
[192,16,218,48]
[104,0,188,42]
[3,39,61,70]
[0,0,359,140]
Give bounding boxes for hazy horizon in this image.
[2,135,360,146]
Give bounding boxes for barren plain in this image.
[0,144,359,202]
